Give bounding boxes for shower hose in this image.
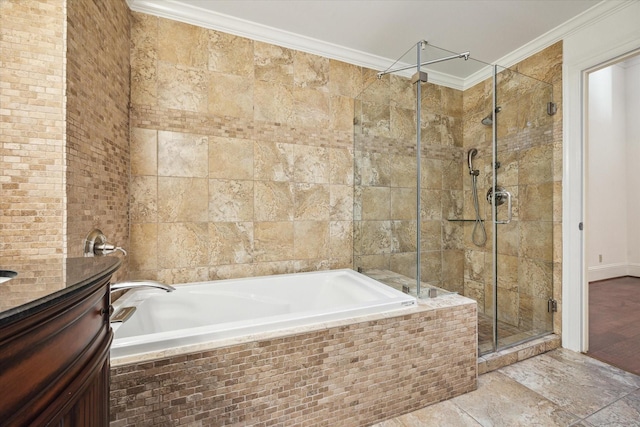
[471,174,487,246]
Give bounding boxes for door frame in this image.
[563,44,640,352]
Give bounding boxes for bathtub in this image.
[110,268,417,359]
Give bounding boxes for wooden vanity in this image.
[0,257,120,426]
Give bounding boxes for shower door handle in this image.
[495,190,512,224]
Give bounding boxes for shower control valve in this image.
[487,186,507,206]
[487,186,513,224]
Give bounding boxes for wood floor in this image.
[588,276,640,376]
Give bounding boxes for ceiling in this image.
[128,0,606,87]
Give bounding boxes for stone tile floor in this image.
[374,348,640,426]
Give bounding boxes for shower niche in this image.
[353,41,556,355]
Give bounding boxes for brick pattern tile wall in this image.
[0,0,131,281]
[0,0,66,309]
[0,0,66,263]
[110,301,477,426]
[66,0,131,279]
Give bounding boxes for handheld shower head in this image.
[467,148,479,176]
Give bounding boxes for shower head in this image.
[481,106,502,126]
[481,115,493,126]
[467,148,479,176]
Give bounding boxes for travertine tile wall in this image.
[353,73,419,278]
[420,84,465,291]
[0,0,66,306]
[461,42,563,335]
[512,41,563,337]
[460,78,492,314]
[110,299,477,426]
[129,14,357,283]
[354,43,562,336]
[66,0,131,280]
[522,42,564,337]
[354,75,464,287]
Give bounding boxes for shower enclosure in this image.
[353,41,555,355]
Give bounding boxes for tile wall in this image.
[353,75,464,289]
[2,2,563,333]
[461,42,563,336]
[0,0,66,308]
[0,0,66,262]
[2,2,565,424]
[0,0,131,282]
[353,43,563,337]
[66,0,131,280]
[128,14,358,283]
[526,42,564,337]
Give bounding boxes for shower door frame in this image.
[490,65,499,352]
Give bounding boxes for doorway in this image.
[585,52,640,373]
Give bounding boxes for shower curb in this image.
[478,334,561,375]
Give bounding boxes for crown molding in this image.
[127,0,633,91]
[620,53,640,68]
[126,0,467,89]
[463,0,637,89]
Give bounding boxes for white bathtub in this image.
[110,269,417,359]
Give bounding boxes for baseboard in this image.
[628,263,640,278]
[588,263,630,282]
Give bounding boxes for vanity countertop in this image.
[0,256,120,326]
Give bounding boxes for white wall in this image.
[587,65,630,281]
[626,58,640,277]
[563,0,640,351]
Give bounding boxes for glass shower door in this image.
[490,66,555,350]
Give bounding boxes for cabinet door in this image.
[54,358,111,426]
[0,277,112,426]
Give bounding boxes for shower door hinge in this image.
[548,298,558,313]
[547,102,557,116]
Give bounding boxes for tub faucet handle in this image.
[84,229,127,257]
[94,243,127,256]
